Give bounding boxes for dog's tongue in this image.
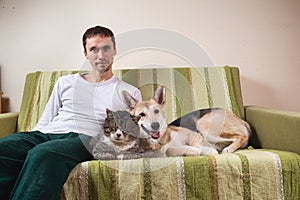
[150,132,160,139]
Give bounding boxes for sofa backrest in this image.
[17,66,244,132]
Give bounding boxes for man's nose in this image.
[97,50,104,59]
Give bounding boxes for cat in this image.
[91,108,143,160]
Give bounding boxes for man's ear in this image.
[84,50,88,58]
[152,86,165,105]
[122,90,138,110]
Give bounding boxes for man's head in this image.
[82,26,116,54]
[83,25,116,75]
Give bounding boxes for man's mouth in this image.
[141,125,160,139]
[96,62,108,65]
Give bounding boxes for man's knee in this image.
[26,144,59,164]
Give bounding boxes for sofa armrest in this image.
[0,112,18,138]
[245,106,300,154]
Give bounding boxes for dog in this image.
[123,86,219,157]
[123,86,251,157]
[170,107,252,153]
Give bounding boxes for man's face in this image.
[84,35,116,73]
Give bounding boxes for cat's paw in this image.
[117,153,142,160]
[93,152,116,160]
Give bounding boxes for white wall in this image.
[0,0,299,112]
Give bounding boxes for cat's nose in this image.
[116,133,122,138]
[151,122,160,130]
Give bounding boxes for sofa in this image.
[0,66,299,200]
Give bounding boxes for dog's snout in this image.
[151,122,160,130]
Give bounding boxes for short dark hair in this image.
[82,25,116,53]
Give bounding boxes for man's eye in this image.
[91,48,99,53]
[103,46,111,52]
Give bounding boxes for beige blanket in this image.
[61,149,300,200]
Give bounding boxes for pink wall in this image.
[0,0,299,112]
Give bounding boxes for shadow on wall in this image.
[240,75,279,109]
[0,65,11,113]
[240,75,275,149]
[2,97,10,113]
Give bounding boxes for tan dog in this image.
[170,107,251,153]
[123,86,219,156]
[123,86,251,157]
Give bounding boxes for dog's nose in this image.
[151,122,160,130]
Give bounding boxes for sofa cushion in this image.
[18,71,78,132]
[18,66,244,132]
[61,149,300,200]
[115,66,244,121]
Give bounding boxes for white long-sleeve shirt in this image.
[33,73,142,137]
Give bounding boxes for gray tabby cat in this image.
[91,109,143,160]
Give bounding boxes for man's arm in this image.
[32,79,62,131]
[132,88,142,102]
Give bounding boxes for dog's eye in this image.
[139,112,146,117]
[154,109,159,114]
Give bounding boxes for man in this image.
[0,25,142,200]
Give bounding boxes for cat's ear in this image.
[122,90,138,111]
[152,85,165,105]
[106,108,114,117]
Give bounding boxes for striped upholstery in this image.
[17,66,243,132]
[62,149,300,200]
[115,66,242,122]
[18,71,78,132]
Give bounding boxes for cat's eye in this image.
[154,109,159,114]
[139,112,146,117]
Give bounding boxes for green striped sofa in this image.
[0,66,299,200]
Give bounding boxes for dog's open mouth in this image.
[141,125,160,139]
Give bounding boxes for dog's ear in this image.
[131,114,141,124]
[152,86,165,105]
[122,90,138,110]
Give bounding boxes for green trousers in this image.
[0,131,93,200]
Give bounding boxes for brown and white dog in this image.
[123,86,251,157]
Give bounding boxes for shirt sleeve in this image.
[112,79,143,111]
[32,78,62,131]
[132,88,142,102]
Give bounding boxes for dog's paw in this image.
[222,147,234,153]
[183,151,201,156]
[201,146,219,156]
